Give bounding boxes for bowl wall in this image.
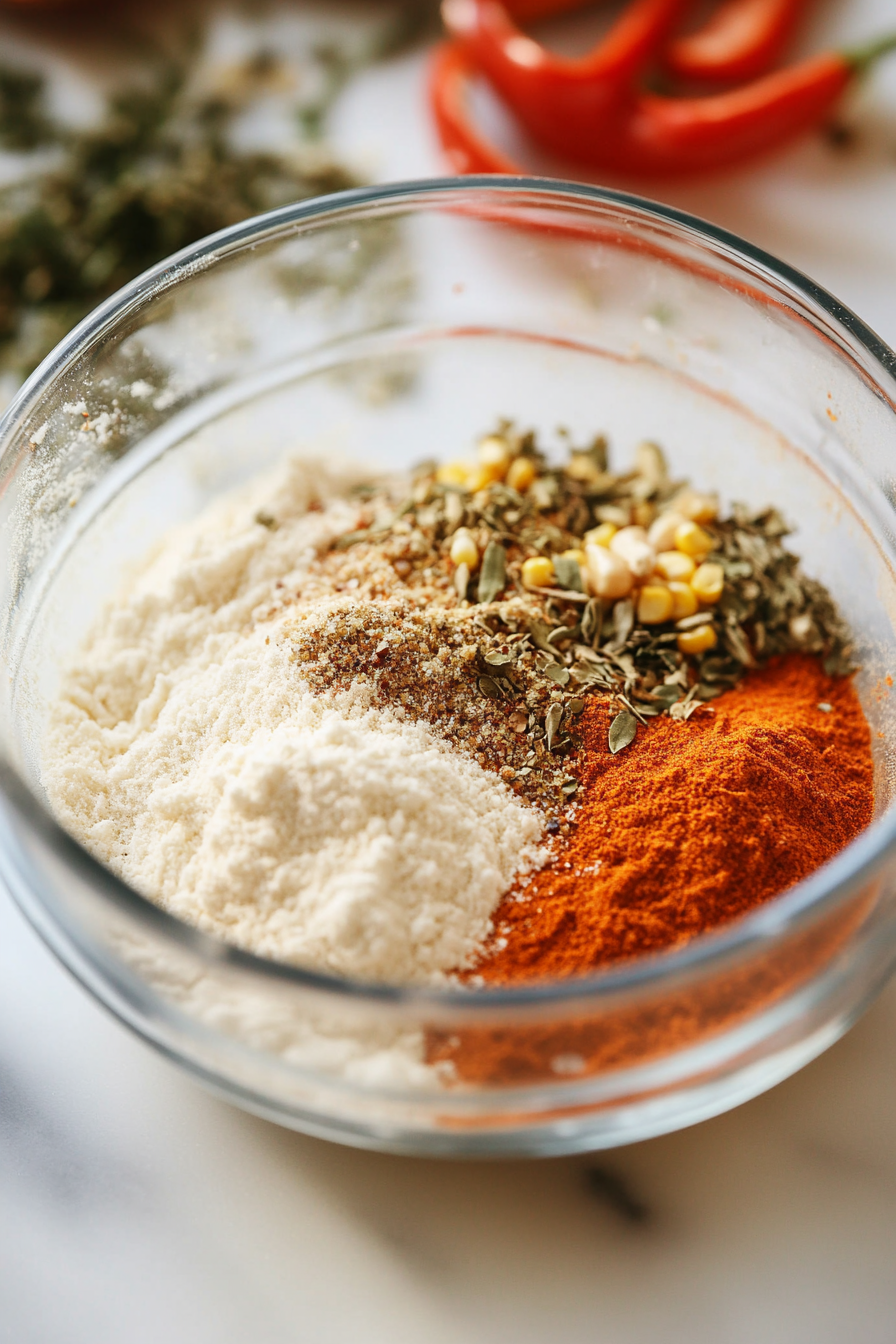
[2,179,896,1155]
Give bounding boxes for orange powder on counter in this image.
[472,654,875,985]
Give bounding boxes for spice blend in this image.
[44,423,874,997]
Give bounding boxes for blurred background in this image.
[2,2,896,1340]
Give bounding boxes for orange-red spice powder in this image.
[474,654,874,984]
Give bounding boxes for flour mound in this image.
[174,707,542,983]
[43,458,545,986]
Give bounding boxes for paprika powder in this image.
[472,653,874,984]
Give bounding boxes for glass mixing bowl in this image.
[2,177,896,1157]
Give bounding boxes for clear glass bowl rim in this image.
[2,172,896,1010]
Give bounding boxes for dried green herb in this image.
[545,702,563,750]
[0,67,52,151]
[0,11,421,378]
[552,553,584,592]
[477,540,507,604]
[582,598,602,646]
[609,710,638,755]
[543,663,570,686]
[482,650,516,675]
[649,684,683,709]
[477,675,504,701]
[611,599,635,647]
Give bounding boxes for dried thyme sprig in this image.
[330,427,855,764]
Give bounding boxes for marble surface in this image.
[4,2,896,1340]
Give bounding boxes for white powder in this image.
[43,457,545,986]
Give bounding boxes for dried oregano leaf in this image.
[543,663,570,686]
[612,599,635,645]
[608,710,637,755]
[552,554,584,592]
[649,683,682,709]
[482,650,516,676]
[477,676,504,700]
[724,622,754,666]
[545,702,563,750]
[477,541,507,604]
[581,598,602,647]
[527,618,557,655]
[547,622,580,647]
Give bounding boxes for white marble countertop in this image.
[3,2,896,1340]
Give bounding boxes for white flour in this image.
[43,457,545,987]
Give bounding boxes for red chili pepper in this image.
[560,33,896,173]
[430,32,896,177]
[442,0,689,150]
[502,0,587,21]
[666,0,810,84]
[430,41,518,174]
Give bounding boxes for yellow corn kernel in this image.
[647,510,686,553]
[675,520,714,559]
[506,456,537,493]
[584,544,633,599]
[465,463,499,493]
[584,522,617,549]
[476,462,507,487]
[449,529,479,570]
[677,624,718,656]
[436,460,470,488]
[561,547,587,566]
[478,435,512,481]
[633,501,656,528]
[691,561,724,605]
[655,550,696,583]
[668,581,698,619]
[675,489,718,524]
[521,556,555,589]
[637,584,674,625]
